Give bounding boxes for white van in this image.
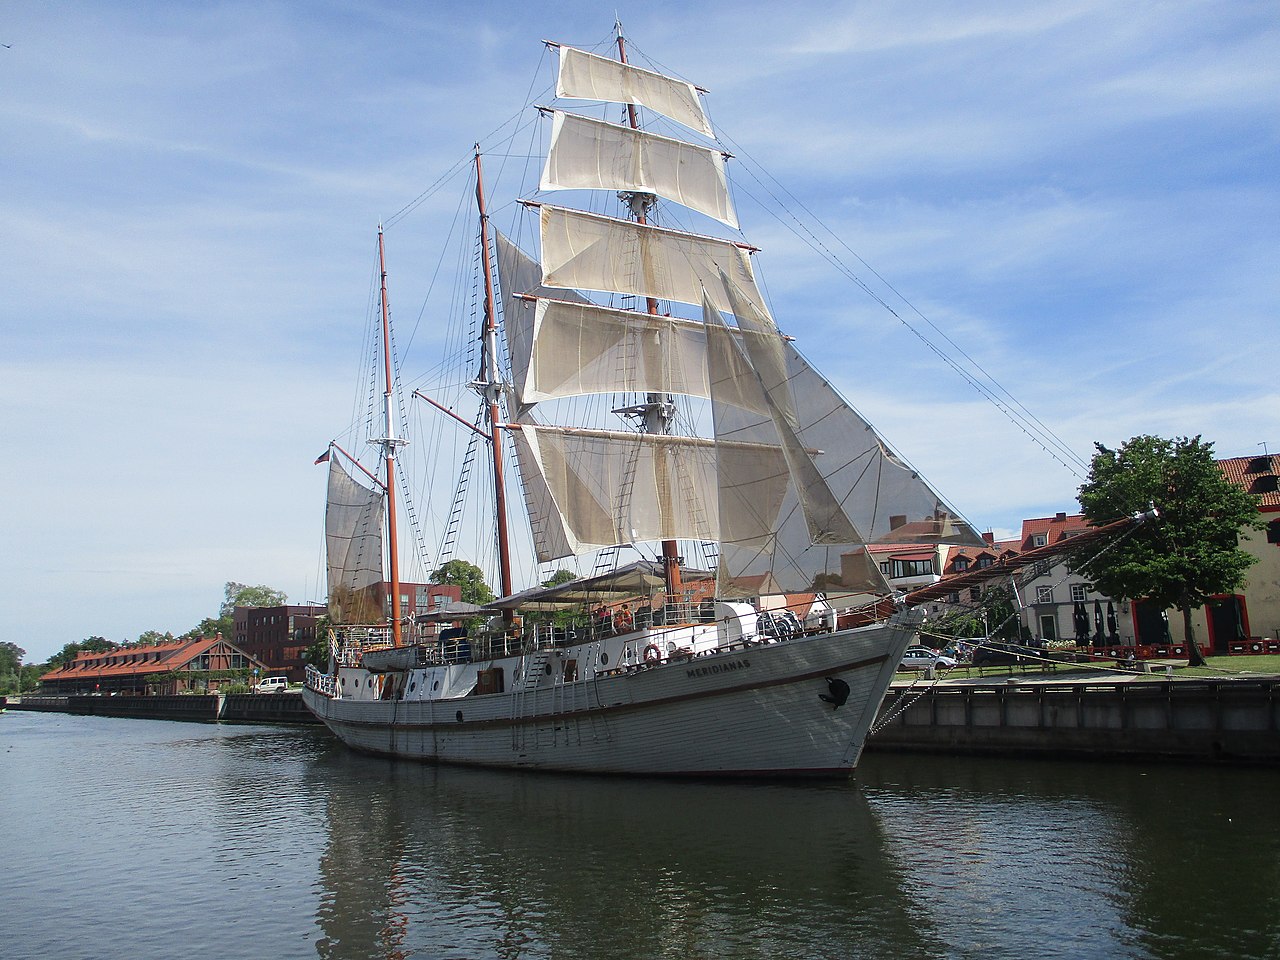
[254,676,288,693]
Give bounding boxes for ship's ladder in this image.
[549,652,588,748]
[437,408,484,566]
[510,648,550,752]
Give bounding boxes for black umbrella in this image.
[1073,602,1090,643]
[1106,601,1120,643]
[1093,599,1106,648]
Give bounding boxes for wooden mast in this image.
[377,227,404,647]
[474,147,515,603]
[616,24,684,597]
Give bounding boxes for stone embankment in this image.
[871,675,1280,764]
[9,692,320,725]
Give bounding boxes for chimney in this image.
[890,515,906,530]
[1055,512,1067,522]
[982,531,995,546]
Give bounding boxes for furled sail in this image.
[325,457,385,624]
[539,205,767,317]
[541,111,737,228]
[555,45,713,137]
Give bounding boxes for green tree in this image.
[0,641,23,677]
[303,615,332,670]
[1073,435,1261,667]
[20,663,43,693]
[0,642,23,696]
[220,582,288,618]
[136,630,174,646]
[542,569,576,588]
[183,582,289,640]
[430,560,495,606]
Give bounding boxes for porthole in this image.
[545,663,552,676]
[409,681,416,692]
[340,677,346,687]
[433,680,440,691]
[600,652,610,666]
[455,710,463,723]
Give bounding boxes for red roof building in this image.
[40,635,268,696]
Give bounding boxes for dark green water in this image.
[2,710,1278,959]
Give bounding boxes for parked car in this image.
[899,646,958,672]
[254,676,289,693]
[971,641,1030,667]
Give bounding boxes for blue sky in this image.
[2,1,1276,663]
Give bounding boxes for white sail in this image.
[324,457,385,624]
[539,205,768,318]
[523,298,712,404]
[508,421,583,562]
[495,230,589,416]
[516,423,720,551]
[556,45,713,137]
[722,276,984,547]
[541,111,737,228]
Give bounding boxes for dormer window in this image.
[1032,534,1047,548]
[976,556,993,569]
[953,558,970,572]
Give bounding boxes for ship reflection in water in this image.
[306,743,1280,960]
[3,714,1278,960]
[308,753,928,960]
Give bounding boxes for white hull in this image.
[303,616,917,778]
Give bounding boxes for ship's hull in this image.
[303,616,917,778]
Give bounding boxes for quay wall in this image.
[222,692,319,724]
[870,679,1280,763]
[9,693,321,725]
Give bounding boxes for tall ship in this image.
[302,27,989,777]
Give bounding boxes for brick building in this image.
[234,582,464,681]
[40,635,267,696]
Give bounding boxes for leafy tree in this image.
[430,560,495,606]
[1073,435,1261,667]
[220,582,288,618]
[0,641,23,677]
[542,569,576,588]
[20,663,43,693]
[303,615,332,670]
[135,630,174,646]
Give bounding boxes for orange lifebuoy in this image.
[643,644,661,664]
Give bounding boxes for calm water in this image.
[2,711,1279,960]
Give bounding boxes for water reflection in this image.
[5,713,1279,960]
[307,753,930,960]
[858,754,1280,960]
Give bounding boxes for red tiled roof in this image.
[1218,454,1280,509]
[1019,513,1091,551]
[41,636,228,682]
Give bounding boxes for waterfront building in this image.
[233,583,465,682]
[39,635,268,696]
[234,604,326,683]
[927,454,1280,655]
